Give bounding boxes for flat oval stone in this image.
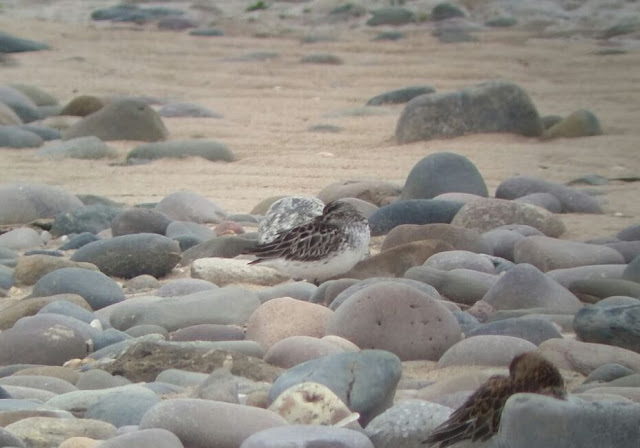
[538,338,640,375]
[405,266,497,305]
[127,140,234,163]
[0,227,43,251]
[466,316,562,345]
[574,305,640,353]
[111,208,172,236]
[155,191,226,224]
[96,428,183,448]
[546,264,627,288]
[85,389,161,427]
[51,204,122,236]
[5,417,116,446]
[382,223,492,254]
[241,425,373,448]
[438,335,537,367]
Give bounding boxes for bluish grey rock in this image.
[605,240,640,263]
[155,191,227,224]
[514,236,625,271]
[165,221,215,242]
[0,227,43,250]
[431,2,466,21]
[617,224,640,241]
[51,204,122,236]
[139,398,287,448]
[91,4,183,22]
[0,266,13,290]
[256,281,318,303]
[96,428,184,448]
[32,267,125,310]
[466,316,562,345]
[574,305,640,353]
[169,324,244,342]
[0,86,43,122]
[62,99,168,142]
[496,394,640,448]
[92,328,132,351]
[268,350,402,425]
[367,86,435,106]
[19,124,61,141]
[404,266,496,305]
[76,368,130,391]
[242,425,374,448]
[156,369,208,388]
[0,182,83,226]
[0,374,77,394]
[45,384,157,414]
[0,125,43,147]
[368,200,464,236]
[365,400,451,448]
[396,81,542,144]
[0,31,49,52]
[36,136,116,159]
[546,264,627,288]
[453,311,481,334]
[0,426,25,448]
[111,208,172,237]
[382,223,492,254]
[438,335,537,367]
[482,225,544,261]
[180,235,256,265]
[583,363,636,384]
[156,278,218,297]
[329,277,440,311]
[38,300,98,325]
[496,176,603,213]
[424,250,495,273]
[258,196,324,244]
[482,263,582,313]
[367,7,415,26]
[71,233,181,279]
[401,152,488,200]
[108,287,260,332]
[85,389,161,427]
[623,255,640,282]
[515,192,563,213]
[127,140,233,163]
[59,232,100,250]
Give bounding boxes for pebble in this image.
[6,417,115,447]
[368,199,465,236]
[583,363,636,384]
[127,140,233,164]
[482,263,583,313]
[268,350,402,425]
[0,426,26,448]
[423,250,496,273]
[326,282,461,360]
[405,266,497,306]
[381,223,492,254]
[300,53,343,64]
[496,175,602,213]
[62,98,168,142]
[246,297,333,350]
[38,300,101,325]
[110,208,171,236]
[617,224,640,241]
[257,196,324,244]
[366,7,415,26]
[59,233,101,250]
[51,204,122,236]
[574,304,640,353]
[36,136,116,159]
[13,254,98,286]
[0,293,91,331]
[568,278,640,302]
[191,257,289,286]
[255,281,317,303]
[85,389,161,427]
[329,278,441,311]
[514,192,563,213]
[364,400,451,448]
[165,221,215,242]
[124,274,161,292]
[0,375,76,395]
[396,81,542,143]
[497,394,640,448]
[138,398,287,448]
[70,233,181,279]
[0,182,83,226]
[316,180,401,207]
[605,240,640,263]
[169,324,244,342]
[451,198,566,237]
[0,125,43,147]
[466,315,562,345]
[0,227,44,250]
[32,267,125,310]
[75,370,130,390]
[155,191,227,224]
[546,264,627,288]
[401,152,488,200]
[438,335,538,367]
[156,278,218,297]
[0,30,49,52]
[0,85,43,122]
[539,338,640,375]
[108,287,260,332]
[96,428,184,448]
[242,425,373,448]
[543,109,603,139]
[264,336,346,368]
[623,255,640,282]
[366,85,435,106]
[180,235,256,265]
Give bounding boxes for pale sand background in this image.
[0,3,639,243]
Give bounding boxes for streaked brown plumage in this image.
[423,352,566,448]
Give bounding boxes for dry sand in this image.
[0,3,639,244]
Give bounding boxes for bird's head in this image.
[509,352,566,399]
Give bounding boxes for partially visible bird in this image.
[423,352,566,448]
[243,200,370,284]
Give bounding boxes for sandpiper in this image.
[244,200,370,284]
[423,352,566,447]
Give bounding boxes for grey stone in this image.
[0,426,25,447]
[156,278,218,297]
[605,240,640,263]
[165,221,215,242]
[51,204,122,236]
[268,350,402,425]
[111,208,172,236]
[329,278,440,311]
[515,192,563,213]
[543,109,603,139]
[466,316,563,346]
[124,274,161,292]
[451,198,566,237]
[401,152,488,200]
[574,305,640,353]
[583,363,636,384]
[0,227,43,250]
[156,369,208,388]
[368,200,464,236]
[0,86,43,122]
[300,53,343,65]
[0,182,83,226]
[191,257,289,286]
[404,266,497,306]
[127,140,233,163]
[256,281,317,303]
[32,267,125,310]
[155,191,226,224]
[367,8,415,26]
[241,425,374,448]
[62,99,168,142]
[0,375,76,394]
[36,136,116,159]
[19,124,61,141]
[13,254,98,286]
[382,223,492,254]
[38,300,98,325]
[0,125,43,147]
[496,176,603,213]
[75,369,131,390]
[438,335,538,367]
[431,3,466,21]
[623,255,640,282]
[366,86,435,106]
[317,180,401,207]
[0,294,91,331]
[538,338,640,375]
[264,336,345,369]
[258,196,324,244]
[180,235,256,265]
[0,31,49,53]
[482,225,544,261]
[569,278,640,301]
[423,250,496,273]
[482,263,582,313]
[547,264,627,288]
[617,224,640,241]
[58,232,100,250]
[396,81,542,144]
[5,417,115,448]
[496,394,640,448]
[169,324,244,342]
[95,428,184,448]
[85,389,161,427]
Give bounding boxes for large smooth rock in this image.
[32,268,125,310]
[94,428,184,448]
[264,336,346,369]
[51,204,122,236]
[482,263,582,313]
[0,182,82,226]
[367,86,435,106]
[62,99,168,142]
[0,294,91,330]
[127,140,234,163]
[138,398,287,448]
[246,297,333,350]
[538,338,640,375]
[405,266,497,305]
[155,191,226,224]
[71,233,181,279]
[401,152,488,200]
[382,223,492,254]
[0,31,49,53]
[85,388,161,427]
[496,176,602,213]
[514,236,625,271]
[329,278,441,310]
[316,180,401,207]
[451,198,566,237]
[111,208,172,236]
[574,305,640,353]
[547,264,627,288]
[268,350,402,425]
[438,335,537,367]
[0,227,43,250]
[241,425,374,448]
[13,255,98,286]
[0,125,43,147]
[466,316,563,346]
[108,287,260,332]
[36,136,116,159]
[326,282,461,361]
[5,417,115,448]
[0,86,43,122]
[368,200,464,236]
[496,394,640,448]
[395,81,542,143]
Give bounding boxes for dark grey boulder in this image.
[431,3,466,21]
[51,204,122,236]
[396,81,542,144]
[0,126,43,147]
[574,305,640,353]
[0,182,83,226]
[0,31,49,52]
[368,200,464,236]
[59,232,101,250]
[111,208,172,236]
[366,8,416,26]
[127,140,234,163]
[0,85,43,122]
[268,350,402,426]
[32,267,125,310]
[155,191,227,224]
[62,99,169,142]
[71,233,181,279]
[401,152,488,200]
[366,86,435,106]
